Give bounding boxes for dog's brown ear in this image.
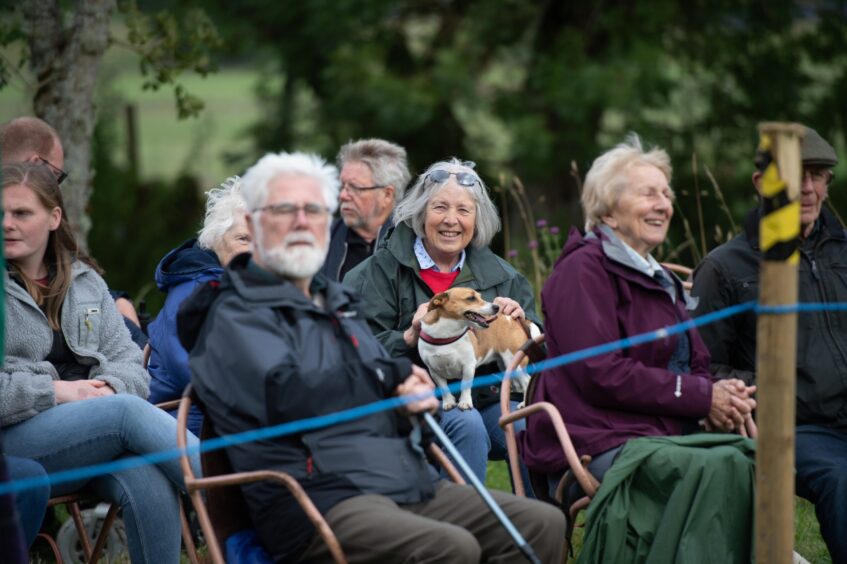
[429,292,449,311]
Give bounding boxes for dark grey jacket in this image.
[320,216,393,282]
[181,254,435,559]
[692,207,847,431]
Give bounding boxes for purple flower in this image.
[550,226,560,234]
[528,240,539,249]
[507,249,518,258]
[536,218,547,228]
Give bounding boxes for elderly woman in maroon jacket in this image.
[521,134,757,498]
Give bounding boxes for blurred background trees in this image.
[1,0,846,312]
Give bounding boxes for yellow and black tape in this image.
[756,133,800,263]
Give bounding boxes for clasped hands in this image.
[704,379,757,436]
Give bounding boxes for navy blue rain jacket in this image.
[147,239,222,435]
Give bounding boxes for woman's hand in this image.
[54,380,115,404]
[706,379,757,433]
[396,365,439,415]
[403,302,430,347]
[493,297,525,320]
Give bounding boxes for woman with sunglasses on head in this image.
[1,162,200,564]
[344,158,538,487]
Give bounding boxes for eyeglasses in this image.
[253,202,330,222]
[38,157,68,185]
[803,168,833,186]
[340,182,387,195]
[425,169,480,187]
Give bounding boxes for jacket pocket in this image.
[77,302,102,349]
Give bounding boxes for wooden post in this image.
[755,122,804,564]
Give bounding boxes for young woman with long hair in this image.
[1,162,200,563]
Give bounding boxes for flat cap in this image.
[802,126,838,168]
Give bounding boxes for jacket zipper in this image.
[335,242,348,281]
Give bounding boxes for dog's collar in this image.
[419,327,469,346]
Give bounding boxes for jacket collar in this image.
[224,253,360,314]
[384,222,515,288]
[564,227,697,309]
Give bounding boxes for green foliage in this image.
[120,1,223,119]
[194,0,847,270]
[88,113,204,313]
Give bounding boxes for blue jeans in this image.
[6,457,49,548]
[3,394,200,564]
[795,424,847,563]
[440,402,532,495]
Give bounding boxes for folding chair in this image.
[32,397,199,564]
[177,383,465,564]
[498,334,601,551]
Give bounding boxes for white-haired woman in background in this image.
[344,158,539,488]
[147,176,252,435]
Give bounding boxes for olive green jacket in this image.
[343,222,540,364]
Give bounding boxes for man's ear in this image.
[752,171,763,196]
[429,292,449,311]
[383,184,396,204]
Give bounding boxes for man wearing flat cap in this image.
[691,126,846,562]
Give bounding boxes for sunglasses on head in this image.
[425,169,480,187]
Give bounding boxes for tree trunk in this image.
[23,0,115,250]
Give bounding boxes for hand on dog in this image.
[403,302,430,347]
[396,365,439,415]
[493,297,525,320]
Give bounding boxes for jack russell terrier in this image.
[417,288,541,411]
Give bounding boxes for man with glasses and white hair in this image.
[692,126,846,562]
[321,138,411,281]
[182,151,565,563]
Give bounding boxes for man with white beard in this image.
[180,151,565,563]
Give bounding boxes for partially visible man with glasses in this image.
[0,116,67,184]
[1,115,147,351]
[692,125,847,563]
[321,138,411,281]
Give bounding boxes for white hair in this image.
[337,138,412,199]
[197,176,248,251]
[582,133,673,230]
[393,158,501,248]
[241,151,340,213]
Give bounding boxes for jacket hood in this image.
[155,238,222,291]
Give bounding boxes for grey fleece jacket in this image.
[1,261,149,426]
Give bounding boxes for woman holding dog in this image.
[344,158,538,485]
[520,135,758,559]
[1,162,200,564]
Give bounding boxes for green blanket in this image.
[578,434,756,564]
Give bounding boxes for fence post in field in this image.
[754,122,804,564]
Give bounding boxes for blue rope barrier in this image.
[0,298,842,496]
